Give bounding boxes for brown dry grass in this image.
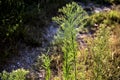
[110,25,120,58]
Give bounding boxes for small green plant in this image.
[93,25,111,80]
[84,24,112,80]
[53,2,88,80]
[0,68,29,80]
[40,52,51,80]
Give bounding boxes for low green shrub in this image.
[0,69,29,80]
[91,10,120,24]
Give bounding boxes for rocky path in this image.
[0,23,58,72]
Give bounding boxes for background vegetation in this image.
[0,0,71,61]
[79,0,120,4]
[0,0,120,80]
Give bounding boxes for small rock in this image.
[94,8,103,13]
[103,7,111,12]
[94,24,99,27]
